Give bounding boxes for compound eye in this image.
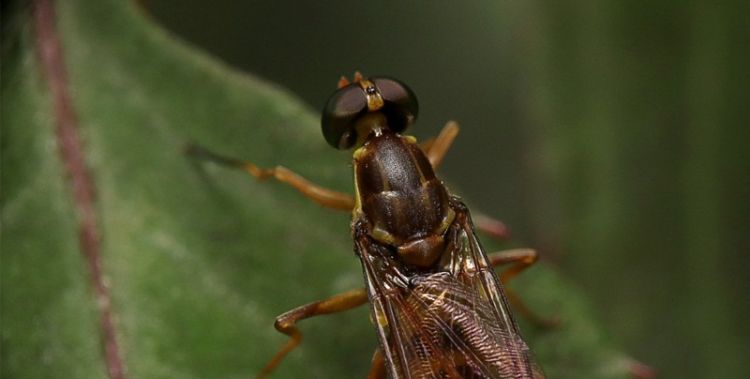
[371,77,419,133]
[321,85,368,149]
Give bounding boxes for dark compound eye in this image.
[371,77,419,134]
[321,85,368,149]
[320,76,419,150]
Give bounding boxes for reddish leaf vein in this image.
[32,1,127,378]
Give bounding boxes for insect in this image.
[188,72,545,378]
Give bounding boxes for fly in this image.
[187,72,545,379]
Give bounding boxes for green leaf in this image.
[2,1,638,378]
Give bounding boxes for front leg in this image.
[419,123,512,241]
[487,249,558,328]
[419,120,460,170]
[186,144,355,211]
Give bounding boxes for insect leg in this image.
[420,122,510,241]
[489,244,654,379]
[365,349,387,379]
[487,248,538,284]
[627,358,657,379]
[186,144,355,211]
[472,213,511,241]
[255,287,369,379]
[419,120,460,170]
[487,249,558,328]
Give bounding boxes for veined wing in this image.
[356,199,542,379]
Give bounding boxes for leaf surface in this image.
[1,1,638,378]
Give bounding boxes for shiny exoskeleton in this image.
[355,129,454,268]
[322,77,541,378]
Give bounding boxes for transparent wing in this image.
[357,201,543,379]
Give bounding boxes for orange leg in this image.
[419,121,460,170]
[418,123,510,241]
[627,358,657,379]
[482,282,655,379]
[366,349,387,379]
[487,249,558,328]
[186,144,355,211]
[255,288,369,379]
[487,248,539,284]
[472,213,511,241]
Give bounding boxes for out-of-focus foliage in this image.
[146,1,750,378]
[1,0,652,378]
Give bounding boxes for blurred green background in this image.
[144,1,749,378]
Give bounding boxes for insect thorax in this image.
[353,132,455,268]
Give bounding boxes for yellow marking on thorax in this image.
[353,142,398,245]
[371,226,397,245]
[352,147,366,217]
